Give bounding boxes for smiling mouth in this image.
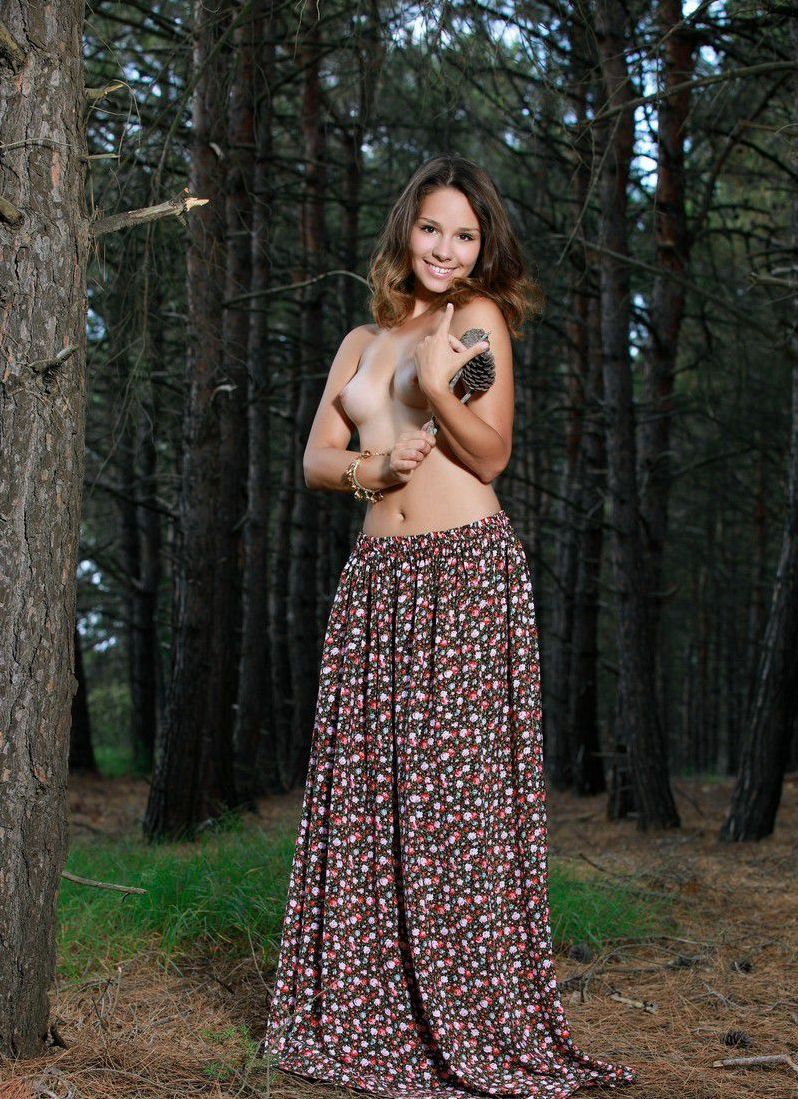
[424,260,456,278]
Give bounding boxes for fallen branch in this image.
[61,870,146,896]
[713,1052,798,1074]
[91,188,208,237]
[609,992,659,1013]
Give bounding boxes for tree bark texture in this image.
[595,0,680,829]
[144,0,236,839]
[0,1,89,1055]
[235,3,276,803]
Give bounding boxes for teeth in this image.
[426,261,454,277]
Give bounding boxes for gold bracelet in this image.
[344,449,392,503]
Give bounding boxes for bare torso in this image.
[337,308,504,536]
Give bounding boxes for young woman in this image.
[260,156,637,1098]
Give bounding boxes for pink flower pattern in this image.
[261,509,637,1098]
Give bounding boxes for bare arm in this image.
[303,326,389,492]
[417,298,514,484]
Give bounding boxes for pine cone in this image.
[428,327,498,437]
[451,327,496,397]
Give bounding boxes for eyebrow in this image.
[419,217,480,233]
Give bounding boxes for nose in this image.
[431,243,452,261]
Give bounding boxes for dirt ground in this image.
[0,772,795,1099]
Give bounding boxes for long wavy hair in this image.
[367,156,543,338]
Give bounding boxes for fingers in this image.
[448,333,466,353]
[392,430,435,471]
[454,335,490,369]
[436,300,454,338]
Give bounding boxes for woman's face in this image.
[408,186,482,300]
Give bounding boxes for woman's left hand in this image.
[414,302,489,399]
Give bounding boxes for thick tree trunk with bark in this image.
[144,0,237,839]
[0,2,89,1055]
[595,0,680,829]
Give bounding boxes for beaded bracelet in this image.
[344,449,392,503]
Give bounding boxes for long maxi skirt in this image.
[261,509,637,1099]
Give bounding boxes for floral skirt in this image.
[260,509,637,1099]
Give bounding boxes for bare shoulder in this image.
[329,322,380,380]
[452,295,510,340]
[341,321,380,352]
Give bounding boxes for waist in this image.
[360,450,502,537]
[352,508,515,564]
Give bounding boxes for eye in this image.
[420,224,435,233]
[460,233,475,241]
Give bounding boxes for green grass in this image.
[58,817,299,980]
[548,859,675,949]
[59,813,674,981]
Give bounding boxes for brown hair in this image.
[367,155,543,338]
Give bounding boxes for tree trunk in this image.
[235,5,277,803]
[0,1,89,1055]
[720,22,798,841]
[287,2,328,785]
[549,13,595,790]
[568,293,608,795]
[638,0,696,716]
[594,0,680,830]
[217,4,256,804]
[118,390,162,774]
[135,290,166,770]
[144,0,237,839]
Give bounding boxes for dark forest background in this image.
[70,0,798,840]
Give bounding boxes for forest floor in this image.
[0,772,795,1099]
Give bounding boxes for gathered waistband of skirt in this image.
[350,508,515,563]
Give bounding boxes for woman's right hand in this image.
[387,427,436,485]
